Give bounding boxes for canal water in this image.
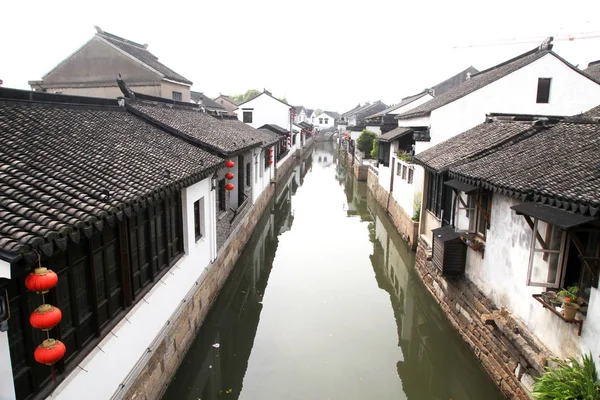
[163,142,504,400]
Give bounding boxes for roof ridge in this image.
[0,87,120,108]
[97,30,148,51]
[471,47,541,78]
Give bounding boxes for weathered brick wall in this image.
[118,182,275,400]
[415,237,552,399]
[366,167,419,249]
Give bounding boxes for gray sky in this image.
[2,0,599,113]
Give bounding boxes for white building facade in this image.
[236,91,293,131]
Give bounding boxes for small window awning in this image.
[443,179,478,194]
[511,202,598,230]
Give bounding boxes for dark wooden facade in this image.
[3,192,183,400]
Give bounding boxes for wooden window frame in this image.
[243,111,253,123]
[526,218,567,287]
[465,192,492,240]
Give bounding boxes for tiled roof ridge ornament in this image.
[538,36,554,52]
[117,74,135,99]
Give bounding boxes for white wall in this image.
[236,93,292,130]
[0,260,15,400]
[416,53,600,155]
[365,125,381,134]
[402,53,600,233]
[460,194,598,362]
[50,178,217,400]
[313,113,336,130]
[252,146,275,203]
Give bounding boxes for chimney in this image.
[466,72,471,80]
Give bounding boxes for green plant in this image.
[533,353,600,399]
[356,129,377,156]
[558,286,580,303]
[371,140,379,159]
[412,193,421,221]
[396,151,412,162]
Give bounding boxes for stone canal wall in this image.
[117,145,314,400]
[364,164,419,250]
[414,237,552,399]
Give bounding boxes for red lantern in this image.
[225,183,234,191]
[30,304,62,331]
[225,172,234,180]
[268,160,273,165]
[269,148,274,153]
[226,160,235,168]
[34,339,66,366]
[25,268,58,294]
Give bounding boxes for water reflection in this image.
[164,143,503,400]
[344,175,503,400]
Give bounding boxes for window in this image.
[243,111,253,123]
[194,198,205,241]
[172,91,182,101]
[378,142,390,167]
[218,179,226,211]
[4,193,185,400]
[407,168,414,184]
[527,219,566,287]
[396,161,401,176]
[425,171,444,218]
[467,192,491,238]
[238,156,245,205]
[402,165,407,180]
[292,134,297,145]
[319,118,323,124]
[246,162,251,187]
[255,157,258,182]
[536,78,551,103]
[264,149,270,171]
[325,118,329,124]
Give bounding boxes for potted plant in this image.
[460,233,485,252]
[558,286,580,321]
[541,290,558,305]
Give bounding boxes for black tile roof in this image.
[585,61,600,82]
[413,119,534,171]
[368,92,431,118]
[342,104,363,117]
[397,46,598,120]
[0,90,222,257]
[430,66,479,96]
[256,129,281,146]
[348,101,389,122]
[378,127,413,143]
[323,111,341,119]
[127,99,264,156]
[97,29,193,85]
[214,95,239,106]
[259,124,290,136]
[191,91,226,111]
[447,118,600,216]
